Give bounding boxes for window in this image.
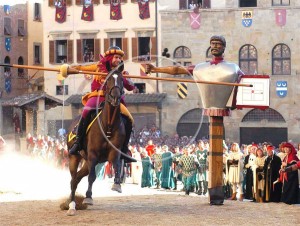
[34,43,42,64]
[18,19,26,36]
[4,56,10,72]
[4,17,12,36]
[134,83,146,93]
[179,0,208,9]
[105,31,128,60]
[240,0,257,7]
[34,3,41,21]
[49,39,73,64]
[132,35,156,62]
[18,57,25,77]
[174,46,192,65]
[82,39,95,62]
[56,85,68,95]
[242,108,285,122]
[239,44,258,75]
[56,40,67,63]
[272,0,290,6]
[272,44,291,75]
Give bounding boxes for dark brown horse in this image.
[67,71,126,216]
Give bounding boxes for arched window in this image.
[18,56,25,77]
[239,44,258,74]
[242,108,285,122]
[173,46,192,67]
[4,56,10,72]
[272,44,291,75]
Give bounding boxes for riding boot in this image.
[185,189,190,195]
[203,181,208,196]
[121,116,136,163]
[69,117,87,155]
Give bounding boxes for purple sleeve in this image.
[123,77,135,91]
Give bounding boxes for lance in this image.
[0,64,252,87]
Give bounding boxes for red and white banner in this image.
[275,9,286,27]
[189,12,201,29]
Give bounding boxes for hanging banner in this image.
[4,5,10,15]
[55,0,67,23]
[4,71,12,94]
[189,12,201,29]
[276,81,287,98]
[5,37,11,52]
[110,0,122,20]
[81,0,94,21]
[242,10,252,27]
[275,9,286,27]
[138,0,150,20]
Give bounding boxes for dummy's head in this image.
[210,35,226,57]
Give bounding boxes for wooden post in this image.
[208,116,224,205]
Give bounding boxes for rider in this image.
[68,46,136,163]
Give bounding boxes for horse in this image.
[66,71,126,216]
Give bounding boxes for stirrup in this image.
[69,142,80,155]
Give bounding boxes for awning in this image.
[1,92,65,108]
[66,93,167,105]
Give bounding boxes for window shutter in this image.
[48,0,54,7]
[203,0,211,8]
[131,0,137,3]
[104,38,110,53]
[121,0,128,3]
[67,40,73,64]
[75,0,82,5]
[94,0,100,4]
[94,39,101,61]
[179,0,186,9]
[66,0,72,6]
[150,0,156,2]
[131,37,138,62]
[150,37,157,62]
[77,39,83,62]
[49,40,55,64]
[103,0,110,4]
[122,38,128,61]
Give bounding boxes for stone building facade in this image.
[157,0,300,146]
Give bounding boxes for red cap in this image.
[252,143,258,148]
[266,145,274,151]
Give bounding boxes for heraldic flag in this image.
[55,0,67,23]
[81,0,94,21]
[189,12,201,29]
[138,0,150,20]
[110,0,122,20]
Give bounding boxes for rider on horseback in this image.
[68,46,136,163]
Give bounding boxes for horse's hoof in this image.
[111,183,122,193]
[66,209,76,216]
[83,197,93,205]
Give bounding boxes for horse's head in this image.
[105,71,124,107]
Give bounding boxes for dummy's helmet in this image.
[210,35,226,47]
[104,46,125,57]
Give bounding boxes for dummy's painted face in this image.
[210,40,225,57]
[111,54,123,68]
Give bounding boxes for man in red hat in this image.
[68,46,136,163]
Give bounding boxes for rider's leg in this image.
[120,104,136,163]
[69,98,97,155]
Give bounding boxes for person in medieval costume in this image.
[226,142,244,201]
[152,146,163,188]
[263,145,282,202]
[279,142,299,204]
[195,140,208,195]
[244,144,257,201]
[252,147,266,202]
[160,145,174,189]
[141,150,153,188]
[130,145,142,185]
[68,46,136,163]
[178,146,199,195]
[172,146,182,190]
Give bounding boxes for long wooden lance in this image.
[0,64,252,87]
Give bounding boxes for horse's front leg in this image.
[83,158,97,205]
[111,158,124,193]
